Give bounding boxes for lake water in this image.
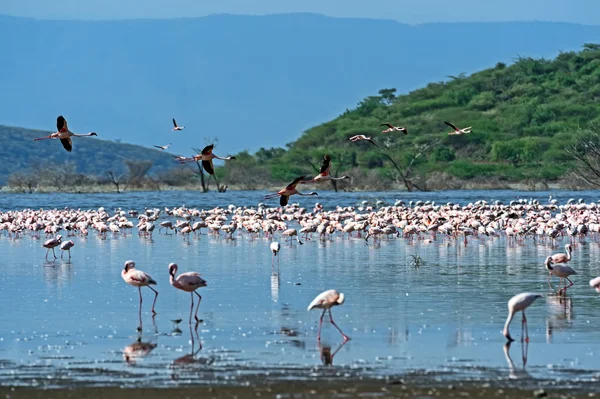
[1,189,600,389]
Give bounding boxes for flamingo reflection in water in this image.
[503,340,531,380]
[123,333,157,365]
[171,325,214,381]
[545,294,573,344]
[318,339,349,366]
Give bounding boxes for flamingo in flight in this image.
[171,118,185,131]
[445,121,472,136]
[380,123,407,135]
[169,263,207,324]
[34,115,97,152]
[154,143,172,151]
[544,256,576,295]
[179,144,236,175]
[264,176,318,206]
[308,289,350,342]
[302,154,350,184]
[503,292,542,342]
[348,135,378,147]
[121,260,159,316]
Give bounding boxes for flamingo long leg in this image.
[317,309,326,341]
[189,292,194,324]
[52,247,57,259]
[148,286,158,315]
[328,309,350,341]
[194,291,202,322]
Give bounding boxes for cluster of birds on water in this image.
[0,194,590,344]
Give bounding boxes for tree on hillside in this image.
[380,139,440,192]
[378,88,397,105]
[566,127,600,187]
[125,160,154,188]
[105,170,126,193]
[7,171,38,193]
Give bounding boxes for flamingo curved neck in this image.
[503,310,515,338]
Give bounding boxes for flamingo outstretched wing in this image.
[380,122,393,128]
[286,176,305,190]
[444,121,459,131]
[60,137,72,152]
[202,159,215,175]
[172,118,178,128]
[201,144,214,155]
[319,154,332,175]
[280,195,289,206]
[57,115,68,132]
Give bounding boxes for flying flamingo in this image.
[444,121,472,136]
[270,241,280,274]
[171,118,185,131]
[544,256,577,294]
[34,115,97,152]
[60,240,74,259]
[503,292,543,342]
[169,263,207,324]
[43,235,62,259]
[589,276,600,293]
[380,123,407,135]
[348,135,378,147]
[302,154,350,184]
[154,143,172,151]
[121,260,158,316]
[549,244,572,264]
[307,289,350,342]
[179,144,236,175]
[264,176,318,206]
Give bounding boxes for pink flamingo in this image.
[307,289,350,342]
[43,235,62,259]
[589,276,600,293]
[302,154,350,184]
[121,260,158,315]
[549,244,572,264]
[178,144,236,175]
[545,256,577,294]
[168,263,207,324]
[380,122,407,135]
[33,115,97,152]
[264,176,318,206]
[60,239,74,259]
[348,134,378,147]
[171,118,185,131]
[503,293,542,342]
[445,121,472,136]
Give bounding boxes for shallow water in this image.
[1,189,600,389]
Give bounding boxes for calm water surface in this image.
[1,189,600,388]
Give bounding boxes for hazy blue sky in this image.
[2,0,599,24]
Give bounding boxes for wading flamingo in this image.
[264,176,318,206]
[348,135,378,147]
[308,289,350,342]
[60,240,74,259]
[302,154,350,184]
[43,235,62,259]
[34,115,97,152]
[444,121,472,136]
[549,244,572,264]
[171,118,185,131]
[122,260,158,315]
[154,143,172,151]
[270,241,280,274]
[545,256,576,294]
[503,292,542,342]
[380,123,407,135]
[169,263,207,324]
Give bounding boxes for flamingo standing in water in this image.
[264,176,318,206]
[308,289,350,342]
[348,135,378,147]
[503,292,543,342]
[171,118,185,131]
[270,241,280,274]
[380,123,408,135]
[60,240,74,259]
[121,260,158,315]
[544,256,577,294]
[169,263,207,324]
[43,235,62,259]
[302,154,350,184]
[34,115,97,152]
[444,121,472,136]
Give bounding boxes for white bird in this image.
[445,121,472,135]
[60,240,74,259]
[589,276,600,293]
[154,143,172,151]
[270,241,280,275]
[544,256,577,294]
[171,118,185,131]
[307,289,350,342]
[503,293,543,342]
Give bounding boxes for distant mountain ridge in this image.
[0,13,599,158]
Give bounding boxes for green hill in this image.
[223,43,600,190]
[0,125,179,186]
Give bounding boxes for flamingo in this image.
[270,241,280,274]
[34,115,97,152]
[302,154,350,184]
[171,118,185,131]
[549,244,572,264]
[589,276,600,293]
[169,263,207,324]
[154,143,172,151]
[60,240,74,259]
[444,121,472,136]
[42,235,62,259]
[307,289,350,342]
[380,123,407,135]
[348,135,378,147]
[179,144,236,175]
[264,176,318,206]
[503,292,543,342]
[121,260,158,315]
[544,256,577,294]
